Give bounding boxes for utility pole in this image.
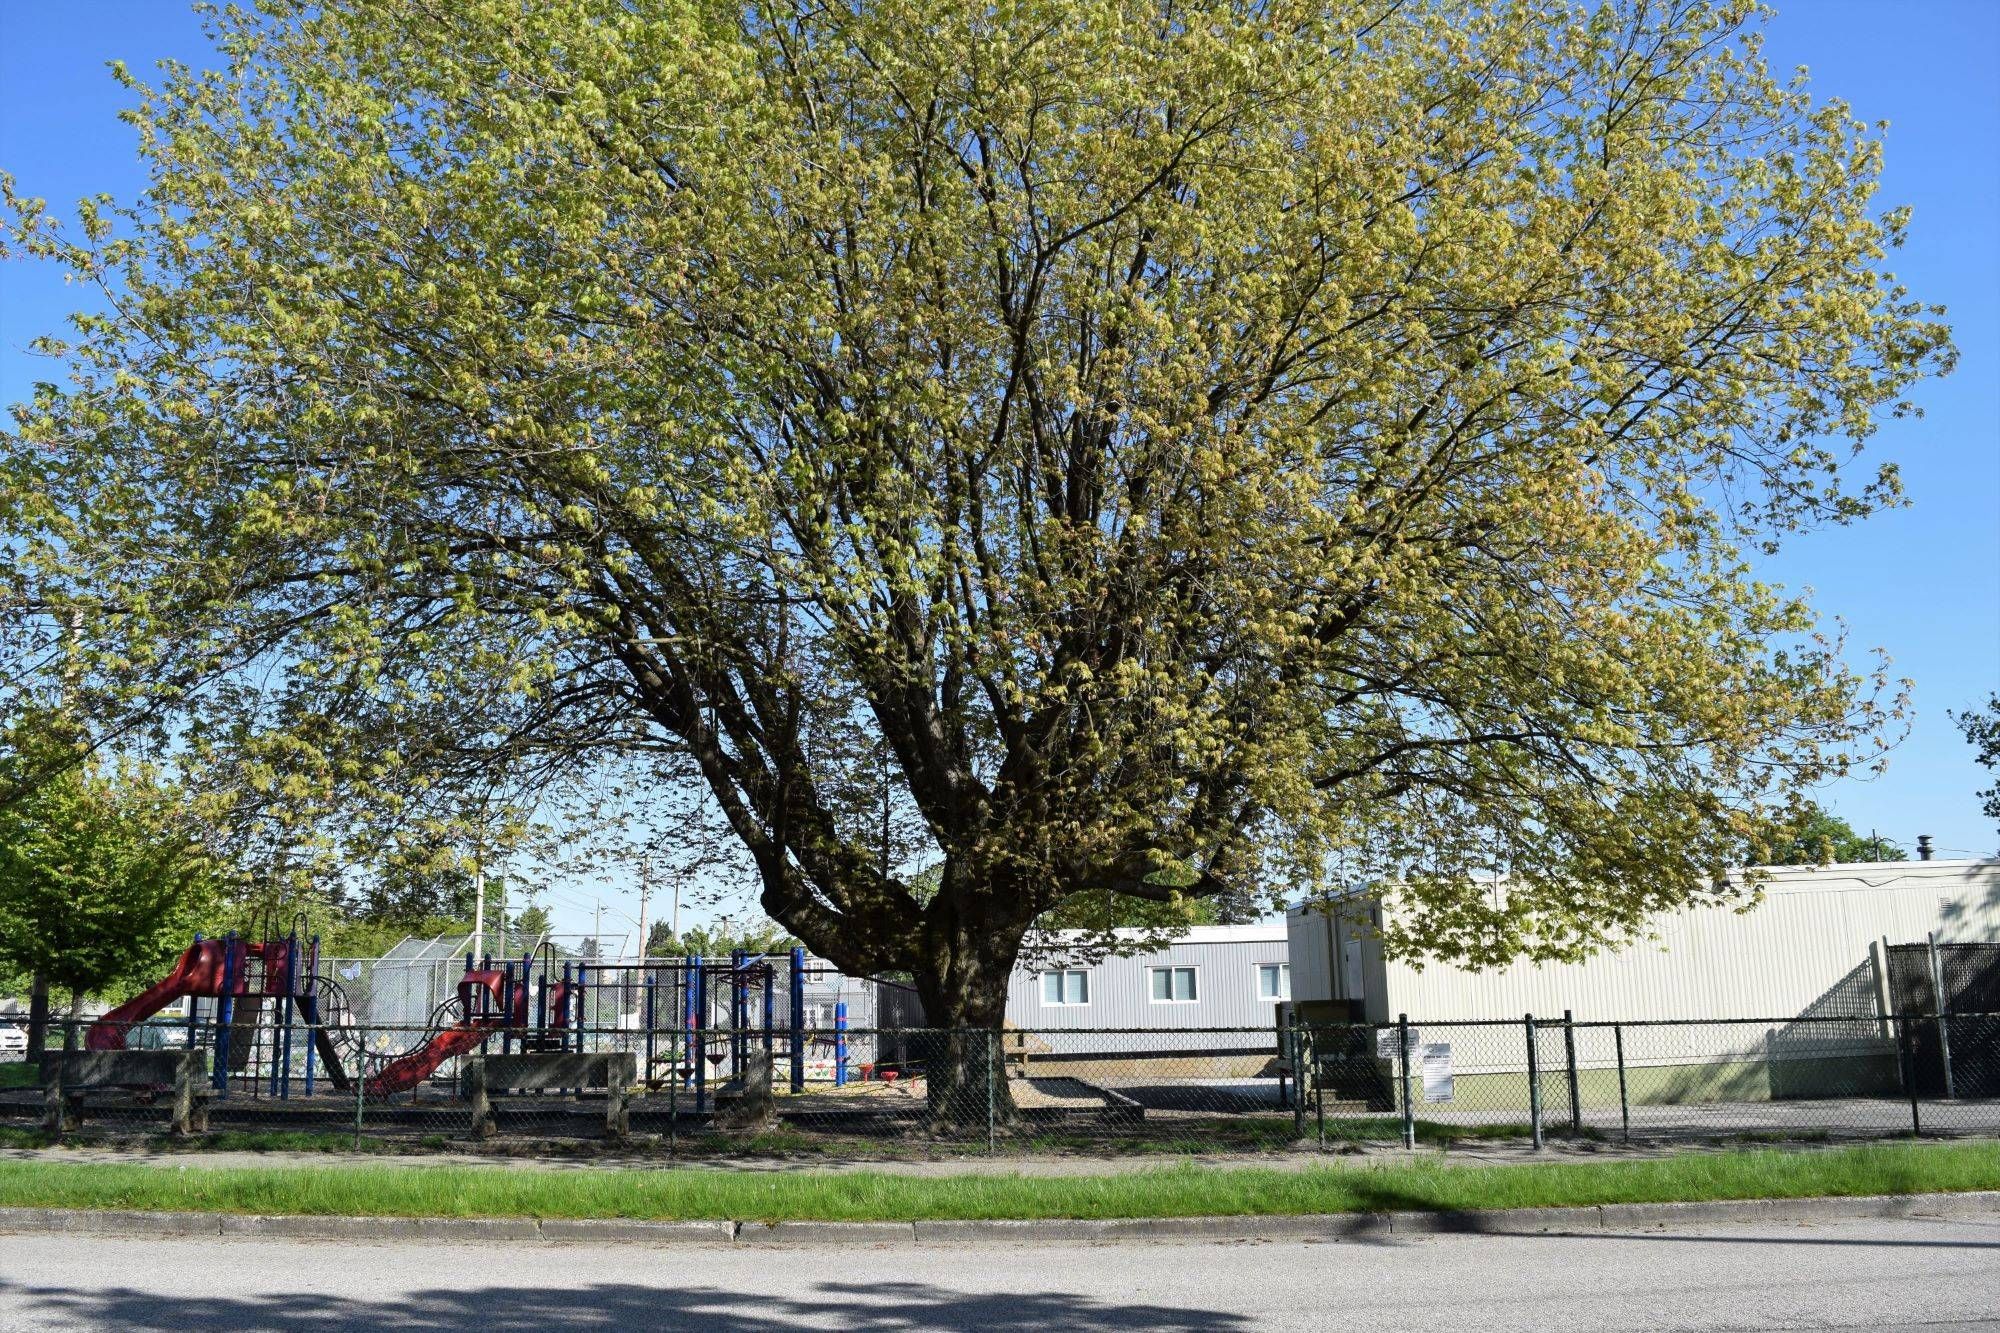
[635,857,651,962]
[472,861,486,960]
[593,900,603,960]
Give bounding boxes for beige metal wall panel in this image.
[1292,859,2000,1024]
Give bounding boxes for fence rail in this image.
[3,1011,1994,1159]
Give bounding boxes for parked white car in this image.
[0,1022,27,1057]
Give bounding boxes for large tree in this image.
[1,0,1949,1110]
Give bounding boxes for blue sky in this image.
[2,3,1996,941]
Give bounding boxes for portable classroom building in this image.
[1288,858,2000,1025]
[1285,858,2000,1105]
[1003,923,1294,1074]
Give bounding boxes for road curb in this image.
[737,1220,917,1245]
[539,1217,737,1244]
[0,1191,1993,1247]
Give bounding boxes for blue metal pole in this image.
[214,933,238,1097]
[789,946,806,1093]
[694,961,708,1115]
[681,955,695,1086]
[762,964,775,1061]
[644,973,657,1084]
[835,1001,848,1087]
[500,961,515,1055]
[303,935,318,1097]
[278,933,299,1099]
[577,962,588,1053]
[731,949,746,1075]
[268,939,283,1099]
[186,933,203,1057]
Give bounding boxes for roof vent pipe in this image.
[1917,835,1934,862]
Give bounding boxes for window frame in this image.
[1039,968,1091,1007]
[1255,962,1291,1002]
[1147,965,1200,1004]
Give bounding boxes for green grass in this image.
[0,1065,37,1090]
[0,1141,1990,1223]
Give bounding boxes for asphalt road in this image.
[0,1217,1996,1331]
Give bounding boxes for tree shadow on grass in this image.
[0,1278,1257,1333]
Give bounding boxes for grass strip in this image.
[0,1142,1991,1224]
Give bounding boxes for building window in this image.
[1149,966,1199,1003]
[1040,969,1090,1006]
[1257,963,1291,1001]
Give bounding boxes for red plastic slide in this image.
[87,941,231,1051]
[362,1019,502,1098]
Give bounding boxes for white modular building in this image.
[1001,923,1294,1070]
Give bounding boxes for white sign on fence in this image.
[1421,1042,1454,1103]
[1376,1026,1421,1060]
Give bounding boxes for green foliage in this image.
[349,857,480,931]
[0,0,1953,1021]
[1035,888,1220,933]
[0,730,224,999]
[1753,805,1907,865]
[511,903,554,939]
[647,917,800,960]
[1955,695,2000,832]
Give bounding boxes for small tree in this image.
[512,903,554,941]
[0,745,222,1049]
[650,917,802,960]
[1955,695,2000,835]
[1754,805,1907,866]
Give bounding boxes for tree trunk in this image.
[25,972,49,1064]
[912,944,1019,1134]
[61,990,85,1055]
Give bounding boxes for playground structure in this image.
[359,946,881,1114]
[78,928,901,1118]
[86,912,354,1098]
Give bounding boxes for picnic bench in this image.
[459,1051,637,1141]
[43,1049,212,1136]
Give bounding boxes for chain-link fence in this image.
[4,1011,1994,1158]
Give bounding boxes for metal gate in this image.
[1884,940,2000,1097]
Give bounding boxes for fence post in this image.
[1276,1010,1290,1111]
[1525,1013,1544,1150]
[1289,1022,1307,1138]
[1563,1008,1581,1134]
[1614,1022,1630,1142]
[353,1045,365,1151]
[1903,1016,1921,1137]
[1397,1014,1415,1149]
[986,1029,998,1154]
[1928,932,1955,1100]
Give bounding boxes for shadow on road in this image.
[0,1277,1257,1332]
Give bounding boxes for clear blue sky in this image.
[2,2,1996,947]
